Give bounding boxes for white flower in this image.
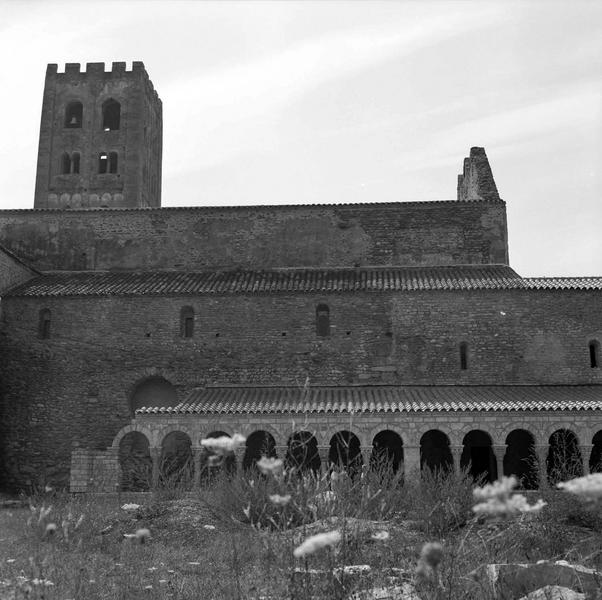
[135,528,151,543]
[269,494,291,506]
[203,524,216,530]
[371,531,389,541]
[293,530,341,557]
[473,476,518,501]
[200,433,246,455]
[472,476,546,516]
[557,473,602,501]
[121,503,140,511]
[256,457,284,476]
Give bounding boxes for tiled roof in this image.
[523,277,602,290]
[7,265,526,297]
[0,199,503,214]
[135,385,602,415]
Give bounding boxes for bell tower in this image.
[33,62,162,209]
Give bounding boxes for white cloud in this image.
[163,5,505,171]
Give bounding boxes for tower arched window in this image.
[102,99,120,131]
[180,306,194,338]
[316,304,330,337]
[589,340,600,368]
[64,101,83,128]
[61,152,71,174]
[39,308,51,339]
[72,152,80,174]
[99,153,108,174]
[109,152,118,174]
[459,342,468,370]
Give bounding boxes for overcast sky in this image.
[0,1,600,277]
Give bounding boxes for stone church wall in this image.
[0,201,508,271]
[0,287,599,489]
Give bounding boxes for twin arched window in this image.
[60,152,80,175]
[99,152,118,174]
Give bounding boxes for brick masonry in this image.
[0,288,601,489]
[0,201,508,271]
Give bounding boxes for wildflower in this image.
[45,522,57,536]
[207,455,222,467]
[6,559,15,563]
[121,503,140,511]
[147,567,157,572]
[188,561,200,566]
[371,531,389,541]
[44,485,53,493]
[74,514,84,530]
[135,528,151,544]
[269,494,291,506]
[203,524,216,530]
[256,457,284,476]
[420,542,443,568]
[159,579,167,583]
[200,433,246,455]
[38,505,52,524]
[144,585,153,590]
[293,530,341,557]
[557,473,602,502]
[242,504,251,519]
[472,476,546,517]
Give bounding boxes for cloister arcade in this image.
[70,410,602,493]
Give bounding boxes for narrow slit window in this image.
[589,340,600,368]
[61,152,71,175]
[98,153,108,174]
[180,306,194,338]
[64,101,83,128]
[102,99,120,131]
[39,308,51,339]
[316,304,330,337]
[459,342,468,370]
[71,152,80,174]
[109,152,118,173]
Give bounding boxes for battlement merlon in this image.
[457,147,501,202]
[45,62,161,104]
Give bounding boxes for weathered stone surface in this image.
[469,561,602,598]
[518,586,585,600]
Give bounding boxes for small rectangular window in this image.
[184,317,194,338]
[460,342,468,370]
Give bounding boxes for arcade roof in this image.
[135,385,602,415]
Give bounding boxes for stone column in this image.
[150,446,161,489]
[451,445,463,474]
[360,446,373,469]
[403,445,420,476]
[235,447,245,472]
[580,445,593,475]
[535,445,549,488]
[275,445,287,461]
[192,447,203,488]
[317,446,330,472]
[492,445,506,480]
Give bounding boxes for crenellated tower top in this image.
[34,61,162,210]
